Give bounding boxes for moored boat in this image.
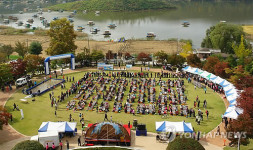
[146,32,156,38]
[3,19,9,24]
[87,21,95,26]
[27,19,34,23]
[108,23,117,28]
[103,30,111,36]
[182,21,190,27]
[77,26,85,31]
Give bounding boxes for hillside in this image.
[48,0,175,12]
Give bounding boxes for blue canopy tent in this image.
[38,122,77,133]
[155,121,193,133]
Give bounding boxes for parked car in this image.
[16,78,27,87]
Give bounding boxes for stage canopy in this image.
[156,121,193,133]
[38,121,76,133]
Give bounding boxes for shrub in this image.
[12,140,44,150]
[166,136,205,150]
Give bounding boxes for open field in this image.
[0,34,183,57]
[243,25,253,40]
[5,70,225,136]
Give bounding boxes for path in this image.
[0,86,25,145]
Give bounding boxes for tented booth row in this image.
[182,66,243,119]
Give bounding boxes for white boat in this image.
[108,23,117,28]
[103,30,111,36]
[147,32,156,38]
[91,27,100,34]
[3,19,9,24]
[95,11,100,14]
[182,21,190,27]
[77,26,85,31]
[19,11,23,14]
[39,16,45,20]
[87,21,95,26]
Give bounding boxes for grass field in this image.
[9,55,22,60]
[5,70,225,136]
[243,25,253,35]
[224,139,253,150]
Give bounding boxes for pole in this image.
[238,134,240,150]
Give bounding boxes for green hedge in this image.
[12,140,44,150]
[166,136,205,150]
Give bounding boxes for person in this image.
[217,126,220,135]
[52,143,55,149]
[206,110,209,120]
[16,105,19,111]
[13,103,16,111]
[204,86,207,94]
[104,112,108,121]
[203,99,207,108]
[197,100,200,108]
[194,85,196,90]
[55,111,57,117]
[78,136,81,146]
[66,140,69,150]
[59,140,62,150]
[69,114,72,122]
[128,121,131,128]
[46,143,49,150]
[197,131,200,141]
[10,113,13,122]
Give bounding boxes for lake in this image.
[0,1,253,48]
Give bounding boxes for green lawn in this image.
[5,70,225,136]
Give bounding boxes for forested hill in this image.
[48,0,176,12]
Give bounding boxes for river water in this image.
[0,1,253,48]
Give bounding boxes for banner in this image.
[20,109,24,120]
[97,64,113,70]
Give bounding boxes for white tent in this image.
[156,121,193,133]
[38,121,77,133]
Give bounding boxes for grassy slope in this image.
[5,71,225,136]
[48,0,175,12]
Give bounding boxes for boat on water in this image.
[38,11,43,15]
[19,11,23,14]
[95,11,100,14]
[220,20,226,23]
[12,17,18,21]
[53,17,58,20]
[39,16,45,20]
[91,27,100,34]
[77,26,85,31]
[108,23,117,28]
[17,21,24,26]
[25,23,31,28]
[3,19,9,24]
[87,21,95,26]
[27,19,34,23]
[68,18,74,23]
[182,21,190,27]
[103,30,111,36]
[146,32,156,38]
[32,14,38,18]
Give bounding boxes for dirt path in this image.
[0,86,25,145]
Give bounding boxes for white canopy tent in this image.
[38,121,77,133]
[156,121,193,133]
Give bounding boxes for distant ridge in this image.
[48,0,176,12]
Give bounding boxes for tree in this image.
[245,60,253,75]
[46,18,77,55]
[0,52,7,63]
[10,59,27,78]
[137,52,151,65]
[203,56,220,74]
[15,41,28,58]
[186,54,201,67]
[225,55,237,68]
[201,23,248,54]
[166,136,205,150]
[214,61,230,78]
[12,140,44,150]
[24,55,44,74]
[232,35,251,59]
[29,41,42,55]
[0,64,13,87]
[0,44,13,59]
[0,106,11,130]
[179,42,193,58]
[91,50,104,65]
[167,54,185,67]
[154,50,168,65]
[226,88,253,145]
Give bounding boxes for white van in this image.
[16,78,27,87]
